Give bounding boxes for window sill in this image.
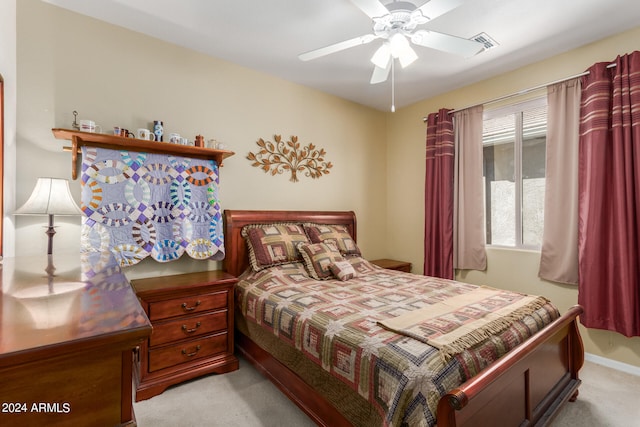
[486,245,541,255]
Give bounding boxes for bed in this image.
[223,210,584,427]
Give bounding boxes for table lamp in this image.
[14,177,82,256]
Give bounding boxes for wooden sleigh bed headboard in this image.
[223,209,356,277]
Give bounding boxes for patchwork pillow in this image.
[297,242,345,280]
[304,224,361,257]
[242,223,309,271]
[330,260,357,281]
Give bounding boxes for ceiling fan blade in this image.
[411,30,484,57]
[370,63,391,84]
[298,34,377,61]
[416,0,465,20]
[349,0,389,19]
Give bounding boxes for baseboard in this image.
[585,352,640,377]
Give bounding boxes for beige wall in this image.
[15,0,388,278]
[12,0,640,368]
[388,26,640,368]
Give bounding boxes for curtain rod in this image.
[422,62,617,122]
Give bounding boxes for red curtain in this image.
[578,51,640,337]
[424,109,454,279]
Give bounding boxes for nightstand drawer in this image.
[148,333,228,372]
[150,310,228,347]
[148,290,228,320]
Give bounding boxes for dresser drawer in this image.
[148,290,228,321]
[150,310,228,347]
[148,333,228,372]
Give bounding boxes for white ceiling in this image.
[43,0,640,111]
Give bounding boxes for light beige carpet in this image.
[550,359,640,426]
[134,356,315,427]
[134,356,640,426]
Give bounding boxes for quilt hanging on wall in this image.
[80,146,225,266]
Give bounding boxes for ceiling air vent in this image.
[470,32,498,51]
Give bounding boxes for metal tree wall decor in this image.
[247,135,333,182]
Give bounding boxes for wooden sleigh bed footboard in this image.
[234,306,583,427]
[234,306,584,427]
[436,304,584,427]
[223,210,585,427]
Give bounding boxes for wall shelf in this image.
[52,128,235,180]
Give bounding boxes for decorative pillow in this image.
[242,223,309,271]
[330,260,357,281]
[297,242,345,280]
[304,224,361,257]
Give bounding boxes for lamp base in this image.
[45,214,56,256]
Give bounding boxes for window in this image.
[482,98,547,249]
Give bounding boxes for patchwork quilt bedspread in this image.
[235,258,559,427]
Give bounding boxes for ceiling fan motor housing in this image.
[386,1,418,13]
[374,1,423,37]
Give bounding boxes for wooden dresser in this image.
[131,270,239,401]
[0,253,151,427]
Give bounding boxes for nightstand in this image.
[131,270,238,401]
[370,258,412,273]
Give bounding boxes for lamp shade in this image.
[14,178,82,216]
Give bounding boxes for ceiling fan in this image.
[298,0,485,84]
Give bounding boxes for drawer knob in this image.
[181,345,201,357]
[181,322,202,334]
[181,300,202,311]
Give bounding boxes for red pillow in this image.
[304,224,361,257]
[242,223,309,271]
[297,242,344,280]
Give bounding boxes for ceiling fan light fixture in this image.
[398,46,418,68]
[389,33,417,68]
[371,43,391,69]
[389,33,408,57]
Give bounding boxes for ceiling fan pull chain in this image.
[391,59,396,113]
